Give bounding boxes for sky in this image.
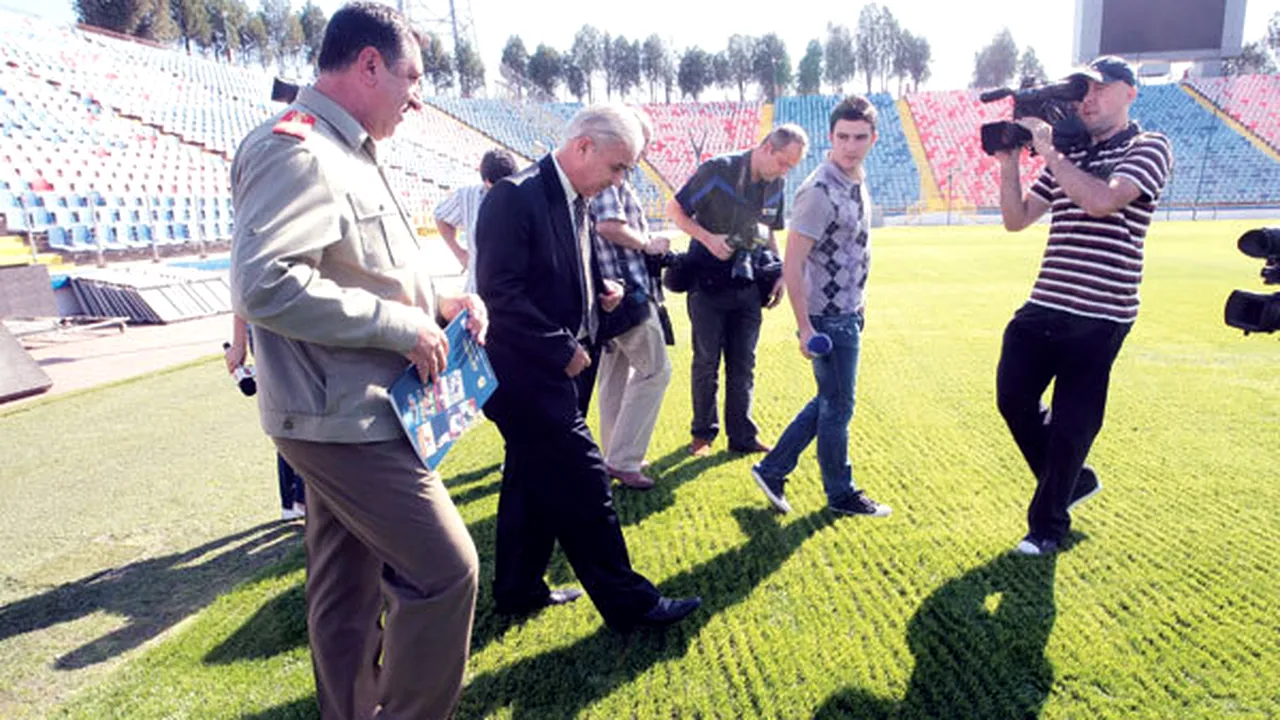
[4,0,1279,96]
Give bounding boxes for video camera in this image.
[1224,228,1280,335]
[980,75,1092,156]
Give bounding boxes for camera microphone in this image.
[807,333,833,356]
[979,88,1015,103]
[223,342,258,396]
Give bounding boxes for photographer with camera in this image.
[666,125,807,456]
[590,110,673,490]
[995,56,1172,556]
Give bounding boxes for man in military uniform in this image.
[229,4,485,718]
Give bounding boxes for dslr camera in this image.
[726,224,770,281]
[980,75,1092,156]
[1224,228,1280,335]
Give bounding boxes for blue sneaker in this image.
[829,490,892,518]
[750,465,791,514]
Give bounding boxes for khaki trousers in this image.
[596,311,672,472]
[275,437,479,720]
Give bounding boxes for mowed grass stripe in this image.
[7,220,1270,719]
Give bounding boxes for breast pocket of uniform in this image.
[348,193,403,269]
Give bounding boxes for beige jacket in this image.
[229,86,433,443]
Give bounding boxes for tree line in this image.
[500,4,932,103]
[1222,10,1280,75]
[72,0,488,92]
[75,0,324,70]
[73,2,1280,102]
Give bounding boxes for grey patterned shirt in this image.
[789,158,871,316]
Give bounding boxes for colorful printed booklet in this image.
[388,309,497,470]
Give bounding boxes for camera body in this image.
[980,75,1092,156]
[644,249,683,279]
[1224,228,1280,335]
[726,225,770,281]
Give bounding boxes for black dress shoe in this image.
[496,587,584,615]
[632,596,701,628]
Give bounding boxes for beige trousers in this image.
[275,437,479,720]
[595,310,672,472]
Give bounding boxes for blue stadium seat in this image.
[47,225,70,249]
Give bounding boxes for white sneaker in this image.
[1014,535,1059,555]
[281,503,306,521]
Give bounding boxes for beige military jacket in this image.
[229,85,434,443]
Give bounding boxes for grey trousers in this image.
[275,436,479,720]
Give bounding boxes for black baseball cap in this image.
[1071,55,1137,86]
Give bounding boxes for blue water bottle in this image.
[806,332,833,356]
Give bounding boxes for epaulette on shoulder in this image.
[273,109,316,140]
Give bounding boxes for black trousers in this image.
[573,340,602,417]
[487,375,660,628]
[996,303,1131,543]
[687,285,762,446]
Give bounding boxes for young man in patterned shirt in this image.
[749,96,892,518]
[997,56,1172,555]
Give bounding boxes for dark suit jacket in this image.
[475,154,604,408]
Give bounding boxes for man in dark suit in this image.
[475,104,701,631]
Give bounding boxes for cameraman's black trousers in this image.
[996,303,1131,544]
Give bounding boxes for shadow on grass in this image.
[241,507,832,719]
[242,696,316,720]
[814,534,1078,720]
[463,444,745,656]
[0,521,302,670]
[454,507,834,718]
[204,553,307,665]
[444,462,502,491]
[203,447,751,676]
[611,445,743,526]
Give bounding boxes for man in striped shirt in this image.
[996,55,1172,556]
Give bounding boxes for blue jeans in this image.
[756,313,863,504]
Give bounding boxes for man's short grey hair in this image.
[763,123,810,153]
[562,103,644,154]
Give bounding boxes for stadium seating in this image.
[1128,83,1280,206]
[424,97,668,219]
[904,90,1045,209]
[640,101,760,189]
[773,93,920,211]
[902,82,1280,209]
[1186,74,1280,153]
[3,6,1279,262]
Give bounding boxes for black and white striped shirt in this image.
[1029,123,1172,324]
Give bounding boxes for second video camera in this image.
[980,75,1091,156]
[1224,227,1280,335]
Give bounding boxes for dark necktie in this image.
[572,196,597,342]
